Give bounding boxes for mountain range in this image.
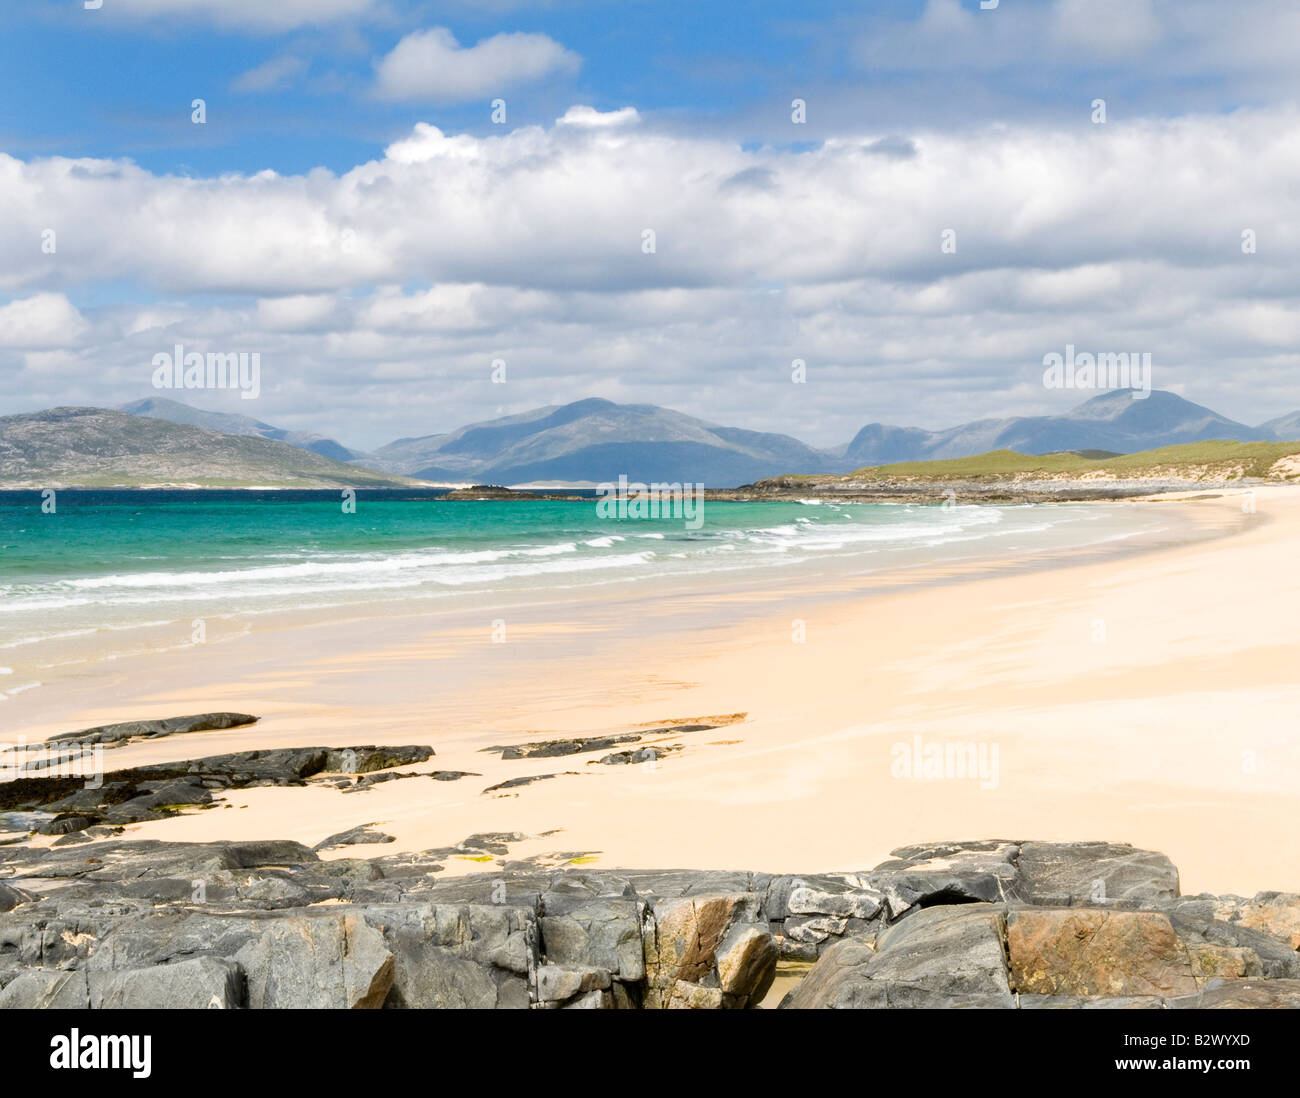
[1,391,1296,489]
[118,390,1300,486]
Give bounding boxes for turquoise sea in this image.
[0,490,1174,693]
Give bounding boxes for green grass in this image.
[846,441,1300,482]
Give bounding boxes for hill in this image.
[0,408,418,489]
[368,397,839,485]
[120,397,363,462]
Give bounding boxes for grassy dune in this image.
[843,440,1300,482]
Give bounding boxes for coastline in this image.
[5,487,1295,897]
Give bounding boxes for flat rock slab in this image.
[1010,841,1179,906]
[43,712,258,747]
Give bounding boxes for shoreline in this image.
[3,488,1295,897]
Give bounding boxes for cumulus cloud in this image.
[2,107,1299,445]
[4,110,1297,297]
[0,293,87,349]
[373,27,581,103]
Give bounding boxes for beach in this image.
[3,487,1296,897]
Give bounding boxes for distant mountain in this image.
[844,391,1270,468]
[1259,410,1300,442]
[120,398,363,462]
[70,389,1296,488]
[368,397,839,486]
[0,408,414,489]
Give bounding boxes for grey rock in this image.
[45,712,258,747]
[497,734,642,760]
[90,957,244,1009]
[482,773,578,793]
[783,904,1015,1008]
[1167,978,1300,1009]
[868,840,1021,918]
[0,969,92,1008]
[537,963,611,1002]
[235,913,393,1009]
[1010,841,1179,906]
[0,882,33,912]
[314,826,396,852]
[540,898,646,982]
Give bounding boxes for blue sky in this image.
[3,0,1283,176]
[2,0,866,174]
[2,1,1299,448]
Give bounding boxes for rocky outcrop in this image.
[0,745,436,832]
[484,722,722,762]
[42,713,258,749]
[0,837,1295,1009]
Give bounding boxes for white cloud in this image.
[557,106,640,129]
[231,55,310,94]
[2,107,1299,443]
[373,27,581,103]
[101,0,379,33]
[0,294,86,349]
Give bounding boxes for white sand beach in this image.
[8,487,1298,897]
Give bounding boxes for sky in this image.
[1,0,1299,450]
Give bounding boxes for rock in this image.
[1006,909,1198,998]
[1,834,1295,1011]
[44,712,258,748]
[788,882,883,921]
[644,892,775,1008]
[868,840,1021,917]
[0,969,92,1008]
[35,815,95,836]
[786,904,1016,1009]
[497,734,643,760]
[235,913,393,1009]
[1177,892,1300,951]
[715,923,778,1004]
[92,957,244,1009]
[340,772,425,793]
[537,964,611,1002]
[1,746,434,823]
[314,826,396,852]
[783,915,849,944]
[483,773,578,793]
[1161,908,1300,979]
[489,723,717,761]
[1186,943,1261,981]
[430,771,478,781]
[371,902,536,1009]
[1010,841,1180,906]
[1167,978,1300,1009]
[1018,994,1165,1009]
[539,898,646,982]
[596,747,666,765]
[562,988,614,1009]
[0,882,33,912]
